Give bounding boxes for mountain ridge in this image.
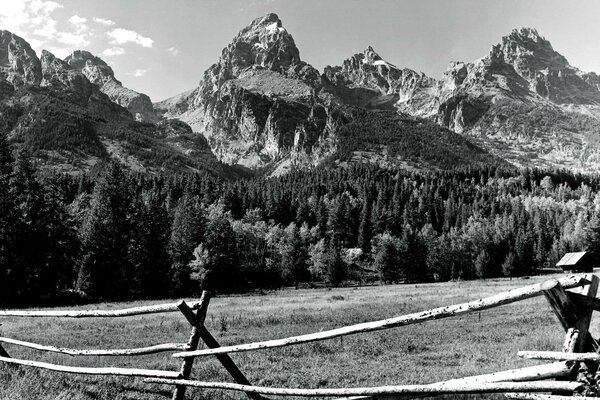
[4,15,600,176]
[0,30,233,176]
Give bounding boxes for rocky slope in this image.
[9,17,596,176]
[157,13,493,173]
[0,30,228,176]
[325,28,600,171]
[157,13,336,170]
[65,50,158,123]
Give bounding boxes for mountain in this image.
[325,28,600,171]
[157,13,496,174]
[9,16,594,176]
[65,50,158,123]
[156,13,336,171]
[0,30,230,176]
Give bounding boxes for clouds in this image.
[107,28,154,48]
[0,0,62,37]
[0,0,156,60]
[93,17,115,26]
[129,69,148,78]
[101,47,125,57]
[168,47,180,56]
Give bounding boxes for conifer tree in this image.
[280,223,309,287]
[77,162,132,300]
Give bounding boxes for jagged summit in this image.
[212,13,304,78]
[489,26,569,77]
[323,45,430,106]
[0,30,42,87]
[65,50,118,86]
[65,50,157,122]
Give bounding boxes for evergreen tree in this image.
[77,162,132,300]
[200,217,240,293]
[357,198,373,253]
[0,133,19,305]
[585,213,600,268]
[280,223,309,287]
[168,194,205,296]
[373,234,399,283]
[324,243,345,287]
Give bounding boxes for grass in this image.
[0,274,589,399]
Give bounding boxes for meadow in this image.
[0,274,587,400]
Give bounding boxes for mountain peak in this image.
[506,27,544,43]
[488,27,569,77]
[362,46,382,63]
[0,30,42,86]
[65,50,117,86]
[219,13,300,75]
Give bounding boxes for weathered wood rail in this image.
[0,272,599,399]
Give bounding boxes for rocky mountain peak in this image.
[0,30,42,86]
[64,50,157,123]
[488,27,569,77]
[362,46,383,63]
[65,50,118,86]
[218,13,301,76]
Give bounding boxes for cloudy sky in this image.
[2,0,599,102]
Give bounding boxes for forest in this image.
[3,129,600,307]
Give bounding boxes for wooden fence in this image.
[0,273,600,399]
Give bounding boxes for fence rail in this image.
[0,272,599,399]
[172,274,589,358]
[0,299,203,318]
[0,337,187,356]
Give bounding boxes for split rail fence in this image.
[0,273,600,399]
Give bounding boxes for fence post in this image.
[569,274,599,353]
[0,325,9,358]
[542,274,600,394]
[172,292,211,400]
[541,277,599,352]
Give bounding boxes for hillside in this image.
[5,16,600,175]
[156,13,499,174]
[0,30,233,176]
[324,28,600,171]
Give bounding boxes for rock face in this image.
[157,13,338,168]
[426,28,600,170]
[0,30,228,176]
[323,46,437,113]
[40,50,131,121]
[322,27,600,171]
[0,30,42,87]
[65,50,158,123]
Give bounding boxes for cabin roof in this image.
[556,251,588,267]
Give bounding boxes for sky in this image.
[2,0,600,102]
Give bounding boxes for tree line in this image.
[3,130,600,305]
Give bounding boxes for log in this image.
[144,378,584,396]
[568,292,600,312]
[173,275,589,358]
[571,273,599,353]
[327,363,576,400]
[541,280,580,331]
[505,394,600,400]
[518,351,600,362]
[0,337,187,356]
[173,293,210,400]
[441,362,574,384]
[542,279,600,353]
[0,356,180,378]
[0,301,202,318]
[561,328,579,353]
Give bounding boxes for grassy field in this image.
[0,274,590,400]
